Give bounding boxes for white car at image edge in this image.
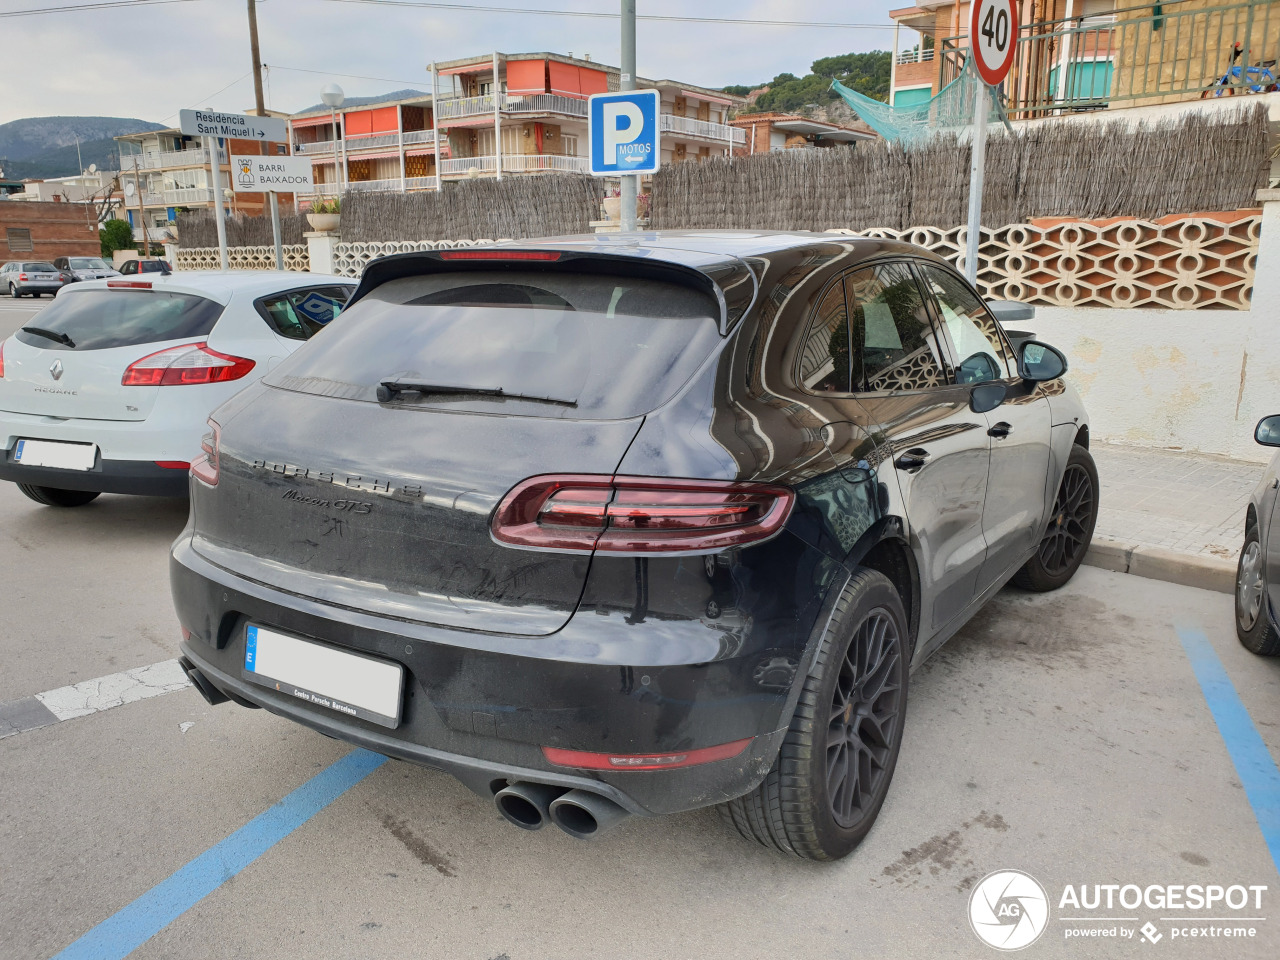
[0,271,354,506]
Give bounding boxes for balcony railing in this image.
[345,178,403,192]
[344,132,400,151]
[405,176,440,190]
[938,0,1278,119]
[295,130,442,155]
[163,187,215,204]
[660,114,746,145]
[438,154,589,176]
[121,147,225,170]
[402,129,440,145]
[896,47,935,65]
[294,139,340,156]
[435,92,590,122]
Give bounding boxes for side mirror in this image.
[970,382,1007,414]
[1018,340,1068,382]
[1256,415,1280,447]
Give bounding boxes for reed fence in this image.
[177,210,309,249]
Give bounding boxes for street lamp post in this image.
[322,83,345,198]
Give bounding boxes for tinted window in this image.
[798,278,850,393]
[69,257,111,270]
[14,289,224,351]
[23,262,57,272]
[257,285,354,340]
[846,261,947,393]
[267,270,721,420]
[917,263,1013,383]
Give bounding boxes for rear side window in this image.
[798,279,851,393]
[257,285,354,340]
[13,289,224,351]
[267,270,721,419]
[846,261,947,393]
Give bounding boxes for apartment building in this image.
[115,122,293,240]
[730,112,874,156]
[888,0,1277,119]
[288,52,747,199]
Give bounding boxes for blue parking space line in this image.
[1176,624,1280,876]
[49,749,387,960]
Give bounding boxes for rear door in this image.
[845,260,992,640]
[0,285,224,421]
[916,262,1052,592]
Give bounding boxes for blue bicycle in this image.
[1203,41,1278,97]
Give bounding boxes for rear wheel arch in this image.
[854,535,919,653]
[1075,424,1090,448]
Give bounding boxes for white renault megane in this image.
[0,271,354,506]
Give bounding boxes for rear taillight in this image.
[491,475,794,554]
[191,420,220,486]
[439,250,561,261]
[18,273,27,281]
[122,342,255,386]
[107,279,152,289]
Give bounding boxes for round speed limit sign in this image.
[970,0,1018,87]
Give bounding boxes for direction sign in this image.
[230,155,314,192]
[179,109,288,143]
[970,0,1018,87]
[588,90,660,177]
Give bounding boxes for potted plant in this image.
[307,197,341,232]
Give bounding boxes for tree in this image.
[100,218,135,258]
[749,51,893,114]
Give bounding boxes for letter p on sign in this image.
[589,89,661,176]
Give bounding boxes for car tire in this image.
[718,568,909,861]
[9,283,19,298]
[1236,521,1280,656]
[1011,443,1099,592]
[16,484,101,507]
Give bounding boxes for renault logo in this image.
[49,360,64,381]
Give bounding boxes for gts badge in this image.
[282,489,372,514]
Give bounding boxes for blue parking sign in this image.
[588,90,661,177]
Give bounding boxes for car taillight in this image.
[542,738,754,770]
[18,273,27,281]
[491,475,794,554]
[439,250,561,261]
[107,279,152,289]
[0,340,5,379]
[122,343,255,386]
[191,419,220,486]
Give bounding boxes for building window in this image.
[5,228,33,252]
[561,133,579,156]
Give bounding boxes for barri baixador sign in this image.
[178,109,288,143]
[230,156,314,192]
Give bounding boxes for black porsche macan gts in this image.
[171,232,1096,860]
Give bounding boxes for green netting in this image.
[832,57,1009,146]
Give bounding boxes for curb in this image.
[1083,536,1236,594]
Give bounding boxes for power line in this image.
[0,0,199,18]
[160,70,254,123]
[266,63,429,87]
[318,0,895,30]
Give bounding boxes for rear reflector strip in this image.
[155,461,190,470]
[439,250,561,261]
[107,280,153,289]
[542,738,753,771]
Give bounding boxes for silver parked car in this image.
[1,261,64,298]
[52,256,121,283]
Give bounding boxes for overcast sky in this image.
[0,0,896,126]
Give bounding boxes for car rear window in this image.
[23,262,57,272]
[266,270,722,419]
[13,289,224,351]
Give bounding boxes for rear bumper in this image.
[13,283,63,295]
[169,535,825,816]
[0,449,189,496]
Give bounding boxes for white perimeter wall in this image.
[1032,197,1280,464]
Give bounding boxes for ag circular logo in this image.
[968,869,1050,951]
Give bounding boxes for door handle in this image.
[988,422,1013,439]
[894,447,931,470]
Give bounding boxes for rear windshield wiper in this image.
[376,379,577,407]
[21,326,75,348]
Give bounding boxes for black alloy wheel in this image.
[827,611,902,828]
[1236,521,1280,656]
[718,568,909,860]
[1012,443,1099,592]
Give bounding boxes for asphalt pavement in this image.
[1,292,1279,959]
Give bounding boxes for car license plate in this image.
[243,625,404,728]
[13,439,97,471]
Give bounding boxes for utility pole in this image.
[620,0,637,231]
[247,0,266,117]
[131,155,151,258]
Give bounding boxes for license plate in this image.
[243,625,404,728]
[13,439,97,471]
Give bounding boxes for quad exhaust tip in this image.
[493,783,631,839]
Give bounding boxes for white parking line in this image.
[0,659,191,739]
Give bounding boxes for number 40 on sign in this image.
[971,0,1018,87]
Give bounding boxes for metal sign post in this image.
[269,192,283,270]
[620,0,637,230]
[207,136,229,271]
[964,0,1018,284]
